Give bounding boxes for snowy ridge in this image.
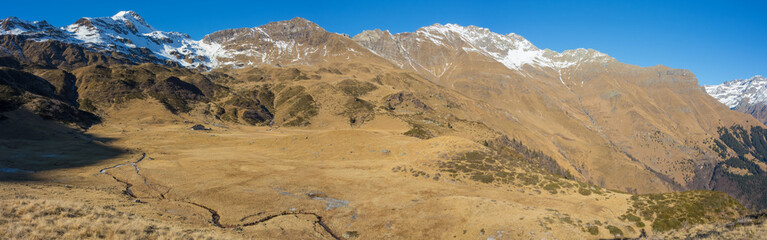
[1,17,56,35]
[0,16,69,39]
[705,75,767,108]
[1,11,221,68]
[415,23,614,71]
[60,11,220,68]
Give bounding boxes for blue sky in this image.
[2,0,765,85]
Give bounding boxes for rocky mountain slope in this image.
[201,17,393,69]
[0,11,763,239]
[706,75,767,124]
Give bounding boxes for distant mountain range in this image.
[0,11,616,72]
[706,75,767,124]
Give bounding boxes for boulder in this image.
[191,124,209,131]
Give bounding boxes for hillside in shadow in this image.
[0,109,126,181]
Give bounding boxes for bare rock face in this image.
[743,102,767,125]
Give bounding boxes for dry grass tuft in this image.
[0,199,238,240]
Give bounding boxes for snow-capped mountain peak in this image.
[61,11,212,68]
[1,11,214,68]
[110,10,156,34]
[411,23,551,70]
[354,22,614,73]
[705,75,767,108]
[65,11,160,44]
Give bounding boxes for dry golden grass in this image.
[0,199,238,240]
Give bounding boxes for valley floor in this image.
[0,106,758,239]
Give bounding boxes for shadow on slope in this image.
[0,109,126,181]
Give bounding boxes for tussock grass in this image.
[0,199,237,240]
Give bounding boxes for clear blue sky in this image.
[2,0,765,85]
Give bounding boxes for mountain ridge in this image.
[1,12,623,74]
